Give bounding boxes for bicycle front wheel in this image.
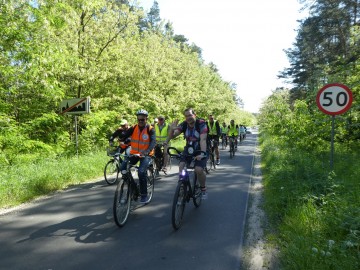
[146,167,155,203]
[211,150,217,170]
[113,179,131,227]
[205,155,212,174]
[104,159,119,185]
[171,182,187,230]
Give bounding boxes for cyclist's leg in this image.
[138,156,151,202]
[214,139,220,164]
[162,145,169,171]
[194,158,207,199]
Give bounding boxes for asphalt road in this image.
[0,134,257,270]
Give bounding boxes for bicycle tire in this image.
[205,155,212,174]
[230,142,234,158]
[113,179,131,227]
[146,167,155,203]
[192,174,202,207]
[104,159,119,185]
[171,182,187,230]
[211,149,217,170]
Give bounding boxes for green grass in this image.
[0,150,108,208]
[261,134,360,270]
[0,139,187,209]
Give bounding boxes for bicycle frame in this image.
[167,147,205,230]
[113,154,155,228]
[229,135,237,158]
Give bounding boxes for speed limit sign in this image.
[316,83,353,115]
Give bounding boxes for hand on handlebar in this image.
[195,152,207,160]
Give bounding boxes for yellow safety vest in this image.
[208,120,218,135]
[227,125,238,136]
[155,123,169,143]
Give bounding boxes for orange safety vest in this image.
[130,125,154,156]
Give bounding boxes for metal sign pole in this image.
[75,115,79,157]
[330,115,335,170]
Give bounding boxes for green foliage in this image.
[260,89,360,269]
[0,150,108,208]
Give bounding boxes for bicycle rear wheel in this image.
[171,182,187,230]
[192,174,202,207]
[104,159,119,185]
[113,179,131,227]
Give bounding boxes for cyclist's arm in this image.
[199,133,207,153]
[144,128,156,155]
[165,120,181,143]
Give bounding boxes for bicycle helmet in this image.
[136,109,148,116]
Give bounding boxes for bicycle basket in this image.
[107,147,120,156]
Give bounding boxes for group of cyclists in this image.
[108,108,248,203]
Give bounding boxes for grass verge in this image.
[260,134,360,270]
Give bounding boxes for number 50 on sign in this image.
[316,83,353,115]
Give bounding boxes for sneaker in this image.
[216,159,220,165]
[140,195,149,204]
[201,190,208,200]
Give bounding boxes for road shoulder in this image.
[241,146,279,270]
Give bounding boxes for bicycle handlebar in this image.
[167,147,207,160]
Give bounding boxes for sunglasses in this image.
[137,118,146,122]
[158,118,164,121]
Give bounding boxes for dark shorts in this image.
[180,150,207,169]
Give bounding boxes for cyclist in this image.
[221,122,228,148]
[165,108,208,199]
[154,115,170,173]
[109,119,131,154]
[239,124,246,142]
[227,120,239,149]
[118,109,156,203]
[207,114,221,165]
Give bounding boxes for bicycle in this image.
[221,133,228,149]
[153,143,171,176]
[113,154,155,227]
[167,147,206,230]
[104,147,123,185]
[205,138,216,173]
[228,135,237,159]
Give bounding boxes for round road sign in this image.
[316,83,353,115]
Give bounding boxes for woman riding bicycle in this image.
[118,109,156,203]
[165,108,208,199]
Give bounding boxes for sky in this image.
[137,0,305,113]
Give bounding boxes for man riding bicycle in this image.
[118,109,156,203]
[221,122,228,148]
[154,115,170,173]
[207,114,221,165]
[227,120,239,149]
[165,108,208,199]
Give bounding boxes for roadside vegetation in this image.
[258,1,360,267]
[259,91,359,270]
